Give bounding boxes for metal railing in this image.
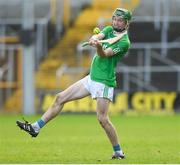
[117,65,180,92]
[0,44,22,108]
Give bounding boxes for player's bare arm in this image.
[88,33,105,46]
[95,42,114,57]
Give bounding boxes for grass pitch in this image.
[0,113,180,164]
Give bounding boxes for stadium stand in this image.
[35,0,140,90]
[1,0,52,112]
[3,0,140,112]
[2,0,180,113]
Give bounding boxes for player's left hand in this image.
[93,40,102,48]
[89,39,101,47]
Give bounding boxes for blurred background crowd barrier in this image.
[0,0,180,115]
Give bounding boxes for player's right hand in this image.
[88,35,99,46]
[88,39,101,48]
[88,38,96,46]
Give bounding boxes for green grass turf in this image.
[0,114,180,164]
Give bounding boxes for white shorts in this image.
[80,75,114,101]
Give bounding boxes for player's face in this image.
[112,16,127,32]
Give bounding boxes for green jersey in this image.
[90,26,131,87]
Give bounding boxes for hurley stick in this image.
[82,31,127,47]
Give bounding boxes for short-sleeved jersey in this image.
[90,26,131,87]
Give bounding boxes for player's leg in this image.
[16,79,90,137]
[96,98,125,159]
[40,80,90,123]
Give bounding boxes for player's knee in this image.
[55,93,65,105]
[98,115,108,128]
